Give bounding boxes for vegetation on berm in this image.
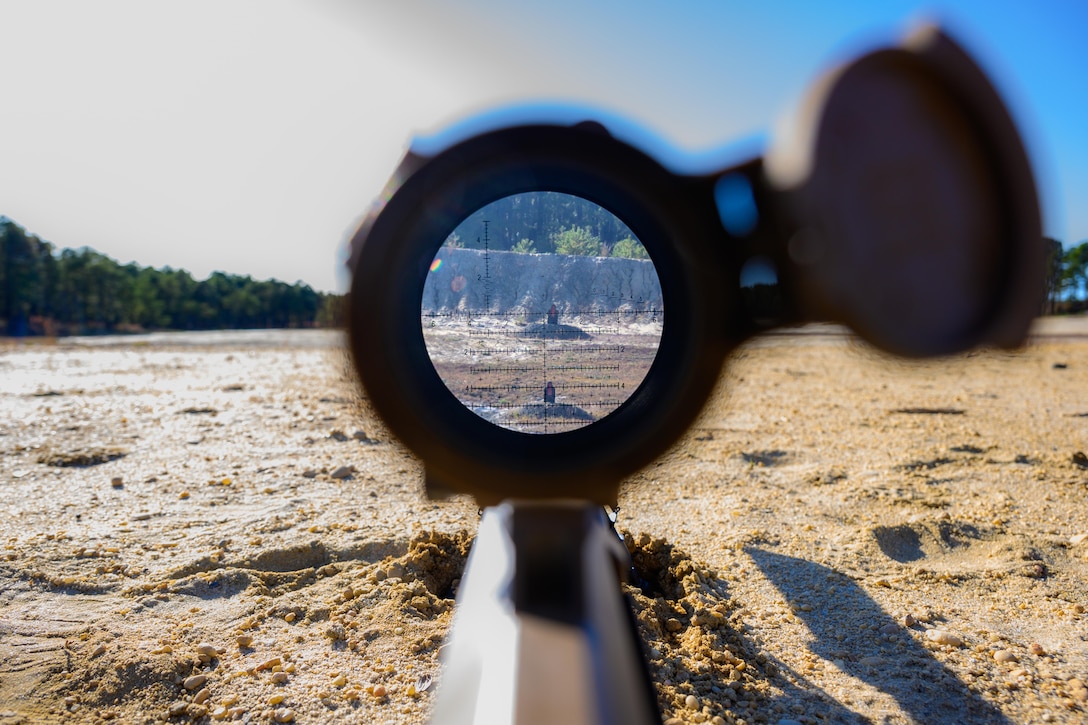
[0,216,344,337]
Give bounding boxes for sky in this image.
[1,0,1085,293]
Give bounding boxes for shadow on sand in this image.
[746,548,1009,724]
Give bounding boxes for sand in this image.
[0,320,1086,724]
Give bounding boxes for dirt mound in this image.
[623,531,775,725]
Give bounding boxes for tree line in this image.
[446,192,649,259]
[1045,237,1088,314]
[0,216,344,337]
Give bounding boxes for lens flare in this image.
[430,258,443,273]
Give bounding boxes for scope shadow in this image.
[745,547,1010,724]
[629,536,865,724]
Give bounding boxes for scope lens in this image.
[421,191,664,434]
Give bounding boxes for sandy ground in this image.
[1,320,1086,724]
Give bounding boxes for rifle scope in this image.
[346,25,1042,507]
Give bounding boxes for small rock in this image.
[301,469,318,478]
[372,684,387,698]
[330,465,355,480]
[236,634,254,648]
[329,430,349,442]
[925,629,964,647]
[185,704,207,718]
[271,672,289,684]
[1074,452,1088,469]
[183,674,207,691]
[256,657,282,671]
[902,613,918,627]
[1030,642,1046,656]
[664,719,684,725]
[193,688,211,705]
[665,618,682,632]
[110,477,123,489]
[90,644,107,658]
[994,650,1018,663]
[168,701,188,717]
[273,708,295,723]
[195,643,219,658]
[685,694,699,710]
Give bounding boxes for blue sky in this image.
[1,0,1084,292]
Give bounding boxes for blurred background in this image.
[1,0,1085,300]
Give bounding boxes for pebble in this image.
[372,684,388,698]
[236,634,253,648]
[902,613,917,627]
[685,694,699,709]
[330,465,355,479]
[183,674,207,691]
[256,657,282,671]
[1030,642,1046,656]
[193,688,211,705]
[925,629,964,647]
[210,706,229,721]
[993,650,1018,663]
[110,476,123,489]
[273,707,295,722]
[168,702,187,717]
[665,618,682,632]
[195,643,219,658]
[271,672,289,684]
[90,644,107,658]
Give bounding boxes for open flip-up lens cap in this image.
[766,26,1042,356]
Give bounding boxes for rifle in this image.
[345,25,1042,725]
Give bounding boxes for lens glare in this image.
[421,192,664,434]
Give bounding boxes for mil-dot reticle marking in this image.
[421,192,664,434]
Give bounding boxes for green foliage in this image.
[0,217,343,336]
[454,191,639,255]
[552,226,601,256]
[1062,241,1088,294]
[1042,238,1088,314]
[610,237,649,259]
[510,238,537,254]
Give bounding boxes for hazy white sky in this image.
[2,0,1085,291]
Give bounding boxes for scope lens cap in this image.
[765,25,1042,357]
